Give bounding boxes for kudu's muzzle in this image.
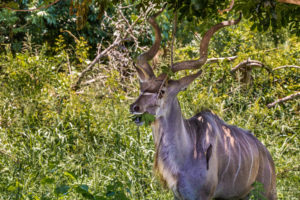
[130,103,144,126]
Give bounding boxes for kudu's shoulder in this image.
[187,109,226,128]
[187,110,255,139]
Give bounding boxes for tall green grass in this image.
[0,36,299,199]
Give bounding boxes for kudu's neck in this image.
[152,98,193,164]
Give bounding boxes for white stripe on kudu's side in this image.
[242,133,254,185]
[233,142,241,186]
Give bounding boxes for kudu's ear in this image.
[169,70,202,95]
[206,144,213,170]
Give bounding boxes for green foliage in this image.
[132,113,156,127]
[75,36,91,64]
[177,19,299,200]
[249,182,267,200]
[0,3,299,200]
[161,64,175,77]
[0,40,170,199]
[0,0,112,53]
[167,0,300,36]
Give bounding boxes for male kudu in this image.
[130,9,277,200]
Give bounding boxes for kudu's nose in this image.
[130,104,140,113]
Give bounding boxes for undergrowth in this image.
[0,31,299,200]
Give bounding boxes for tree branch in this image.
[267,92,300,108]
[118,8,139,49]
[277,0,300,6]
[61,30,79,43]
[71,7,153,91]
[81,75,108,87]
[273,65,300,71]
[206,56,237,64]
[71,36,123,91]
[230,59,272,73]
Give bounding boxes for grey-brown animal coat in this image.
[151,100,276,200]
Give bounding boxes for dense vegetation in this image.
[0,1,299,199]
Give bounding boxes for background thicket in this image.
[0,0,299,199]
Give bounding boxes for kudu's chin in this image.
[133,114,145,126]
[131,111,157,126]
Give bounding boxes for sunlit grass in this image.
[0,38,299,199]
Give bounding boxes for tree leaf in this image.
[141,113,155,126]
[54,185,70,195]
[64,171,77,181]
[41,177,55,185]
[76,184,94,199]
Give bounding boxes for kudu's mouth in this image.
[132,114,144,126]
[131,112,156,126]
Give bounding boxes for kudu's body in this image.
[130,8,276,200]
[152,101,276,199]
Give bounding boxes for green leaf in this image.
[77,184,89,192]
[64,171,77,181]
[250,23,256,31]
[141,113,155,126]
[131,112,156,126]
[54,185,70,195]
[161,65,174,77]
[41,177,55,185]
[249,181,267,200]
[2,2,19,9]
[7,185,17,192]
[106,191,115,197]
[76,184,94,199]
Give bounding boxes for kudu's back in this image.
[188,111,277,199]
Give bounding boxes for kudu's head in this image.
[130,8,241,123]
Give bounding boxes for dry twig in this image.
[267,92,300,108]
[231,58,272,73]
[72,6,154,91]
[273,65,300,71]
[207,56,237,64]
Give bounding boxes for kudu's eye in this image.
[158,90,165,99]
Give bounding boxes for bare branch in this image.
[72,36,123,91]
[277,0,300,6]
[72,6,153,91]
[219,0,235,14]
[61,30,79,43]
[230,59,272,73]
[273,65,300,71]
[206,56,237,64]
[171,14,241,73]
[118,8,139,48]
[267,92,300,108]
[1,0,61,12]
[81,75,108,87]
